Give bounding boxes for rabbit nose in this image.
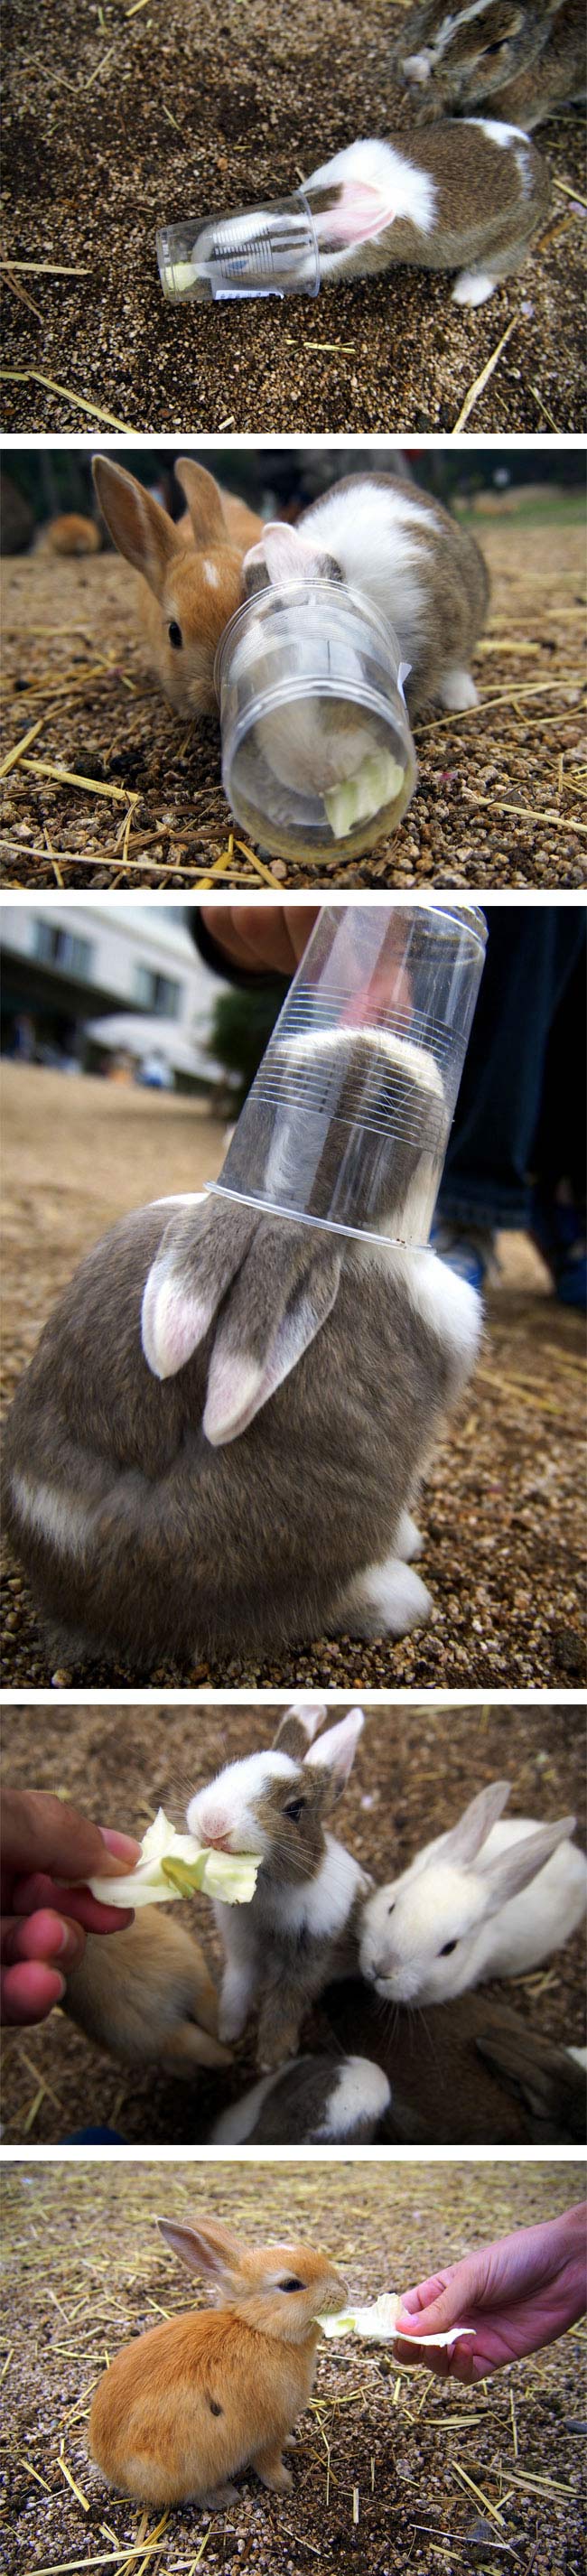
[201,1827,232,1851]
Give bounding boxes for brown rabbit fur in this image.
[89,2217,346,2506]
[303,122,551,304]
[324,1979,587,2144]
[38,514,101,557]
[4,1178,479,1671]
[64,1909,231,2077]
[393,0,586,129]
[92,457,263,716]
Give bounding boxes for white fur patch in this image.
[402,49,433,80]
[464,117,530,145]
[187,1751,296,1855]
[269,1835,368,1938]
[395,1507,424,1561]
[283,1023,445,1106]
[305,137,437,279]
[438,667,479,710]
[10,1472,92,1559]
[203,559,219,587]
[211,2070,289,2142]
[452,269,498,305]
[337,1554,433,1640]
[302,479,441,666]
[394,1246,482,1383]
[315,2056,391,2137]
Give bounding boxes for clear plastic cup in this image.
[208,902,488,1249]
[156,194,321,303]
[215,583,417,862]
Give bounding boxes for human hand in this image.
[201,905,320,978]
[1,1787,140,2027]
[395,2204,587,2380]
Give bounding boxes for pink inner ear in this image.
[141,1269,213,1380]
[313,179,396,247]
[264,525,317,586]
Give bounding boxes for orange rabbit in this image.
[92,456,263,716]
[89,2216,346,2507]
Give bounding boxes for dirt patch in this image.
[1,1698,585,2145]
[1,2161,585,2576]
[1,509,585,889]
[2,1066,585,1693]
[2,0,586,434]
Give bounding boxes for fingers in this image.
[396,2263,473,2339]
[1,1788,140,1898]
[10,1874,135,1937]
[1,1959,67,2025]
[201,905,318,978]
[1,1908,85,1972]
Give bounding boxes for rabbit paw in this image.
[254,2453,294,2495]
[452,268,498,306]
[332,1554,433,1640]
[395,1507,424,1562]
[257,2025,301,2073]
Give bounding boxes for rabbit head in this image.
[396,1,532,113]
[238,518,380,805]
[157,2215,347,2332]
[187,1707,365,1881]
[359,1781,578,2003]
[92,455,258,715]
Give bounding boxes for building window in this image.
[133,966,181,1018]
[33,921,94,979]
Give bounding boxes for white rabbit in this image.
[359,1779,587,2004]
[188,1704,369,2070]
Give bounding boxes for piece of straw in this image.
[452,320,517,434]
[0,369,135,432]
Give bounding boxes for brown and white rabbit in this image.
[92,456,263,716]
[324,1978,587,2143]
[189,1705,368,2070]
[243,472,489,719]
[298,122,550,306]
[89,2215,346,2505]
[393,0,586,132]
[64,1907,231,2077]
[210,2051,393,2142]
[4,1019,482,1675]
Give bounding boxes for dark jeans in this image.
[438,911,586,1232]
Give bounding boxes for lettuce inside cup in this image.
[88,1806,259,1908]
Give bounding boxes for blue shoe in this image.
[431,1221,496,1294]
[530,1190,587,1311]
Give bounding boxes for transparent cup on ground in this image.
[208,902,488,1250]
[215,583,417,863]
[156,194,321,303]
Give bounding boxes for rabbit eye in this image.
[284,1797,305,1822]
[279,2276,304,2292]
[168,619,182,649]
[439,1938,458,1955]
[484,38,505,50]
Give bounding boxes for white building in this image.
[1,902,229,1086]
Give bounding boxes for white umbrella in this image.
[84,1012,227,1080]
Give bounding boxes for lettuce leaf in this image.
[88,1806,259,1909]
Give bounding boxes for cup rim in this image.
[214,578,403,698]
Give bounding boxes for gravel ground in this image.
[2,1066,585,1693]
[1,1699,585,2145]
[1,2161,586,2576]
[1,507,585,889]
[2,0,586,434]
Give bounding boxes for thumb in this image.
[396,2271,466,2338]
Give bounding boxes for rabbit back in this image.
[5,1199,477,1667]
[300,472,489,711]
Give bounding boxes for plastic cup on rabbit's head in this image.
[208,902,487,1252]
[214,583,417,863]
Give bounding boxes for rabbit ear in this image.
[303,1707,364,1804]
[203,1251,341,1445]
[174,459,228,547]
[479,1815,576,1908]
[244,521,340,594]
[157,2216,242,2281]
[141,1200,256,1382]
[92,457,178,597]
[440,1781,512,1867]
[272,1703,328,1758]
